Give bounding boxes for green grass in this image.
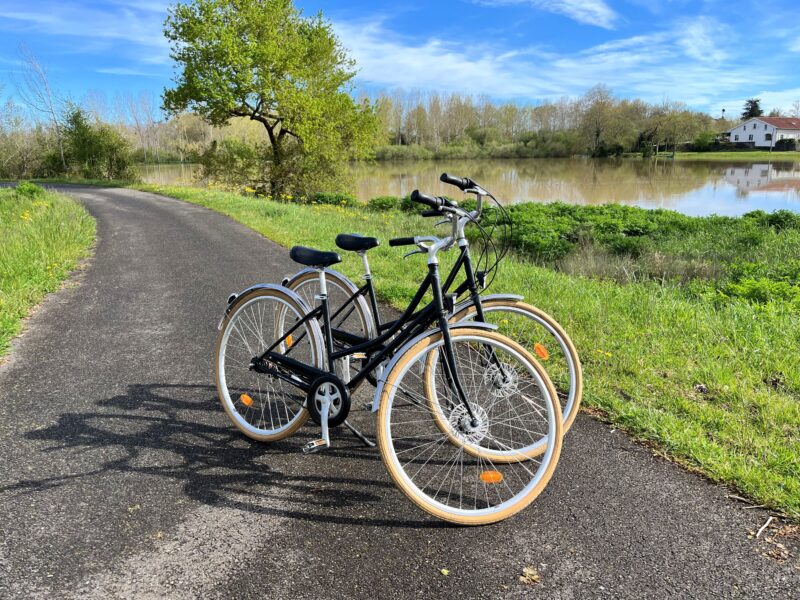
[673,151,800,161]
[0,185,96,358]
[134,183,800,518]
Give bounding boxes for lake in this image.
[136,158,800,217]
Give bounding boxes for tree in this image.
[163,0,378,197]
[741,98,763,120]
[16,44,67,170]
[792,100,800,119]
[60,106,133,179]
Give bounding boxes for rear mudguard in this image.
[370,322,497,412]
[217,283,314,331]
[282,267,360,295]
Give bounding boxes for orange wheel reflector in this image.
[534,343,550,361]
[480,470,504,484]
[286,334,294,348]
[240,393,254,407]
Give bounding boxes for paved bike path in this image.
[0,186,796,599]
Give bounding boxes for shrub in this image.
[742,209,800,230]
[15,181,45,199]
[367,196,402,211]
[721,278,800,304]
[692,131,716,151]
[775,138,798,151]
[373,145,434,160]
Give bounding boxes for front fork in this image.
[431,265,481,426]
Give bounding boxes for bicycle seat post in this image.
[358,250,371,281]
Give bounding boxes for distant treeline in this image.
[1,74,794,182]
[370,85,740,159]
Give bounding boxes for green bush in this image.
[692,131,716,151]
[775,138,798,151]
[15,181,46,199]
[721,278,800,304]
[367,196,402,211]
[744,209,800,231]
[373,145,434,160]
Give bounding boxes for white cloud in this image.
[476,0,617,29]
[676,17,729,63]
[0,2,169,63]
[789,37,800,52]
[336,18,775,108]
[95,67,162,77]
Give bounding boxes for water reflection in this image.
[723,164,800,196]
[136,158,800,217]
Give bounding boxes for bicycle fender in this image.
[217,283,314,330]
[452,293,524,317]
[282,267,361,295]
[370,322,498,413]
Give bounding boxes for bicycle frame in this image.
[322,241,487,338]
[253,261,474,417]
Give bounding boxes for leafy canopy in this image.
[163,0,377,196]
[741,98,763,120]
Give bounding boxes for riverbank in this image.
[132,182,800,519]
[0,184,96,358]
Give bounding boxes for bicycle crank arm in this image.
[303,393,331,454]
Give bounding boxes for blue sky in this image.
[0,0,798,117]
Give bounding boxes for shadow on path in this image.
[4,383,449,529]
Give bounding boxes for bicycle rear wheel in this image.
[376,328,562,525]
[216,287,325,442]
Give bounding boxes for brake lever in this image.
[403,249,426,259]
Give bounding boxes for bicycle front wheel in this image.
[376,328,563,525]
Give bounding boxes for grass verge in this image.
[134,183,800,518]
[0,185,96,358]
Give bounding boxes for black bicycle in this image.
[283,174,583,452]
[214,183,563,524]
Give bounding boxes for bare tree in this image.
[15,44,66,169]
[792,100,800,119]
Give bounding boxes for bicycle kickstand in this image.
[344,420,376,448]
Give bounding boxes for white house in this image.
[726,117,800,148]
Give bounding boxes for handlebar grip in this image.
[389,237,416,247]
[410,189,441,210]
[421,210,444,218]
[440,173,475,191]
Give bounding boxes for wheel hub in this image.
[482,361,519,399]
[448,404,489,444]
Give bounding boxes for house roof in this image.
[756,117,800,130]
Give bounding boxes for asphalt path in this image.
[0,186,797,599]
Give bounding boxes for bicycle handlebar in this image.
[410,190,458,211]
[389,237,417,247]
[440,172,475,191]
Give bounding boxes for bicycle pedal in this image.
[302,439,329,454]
